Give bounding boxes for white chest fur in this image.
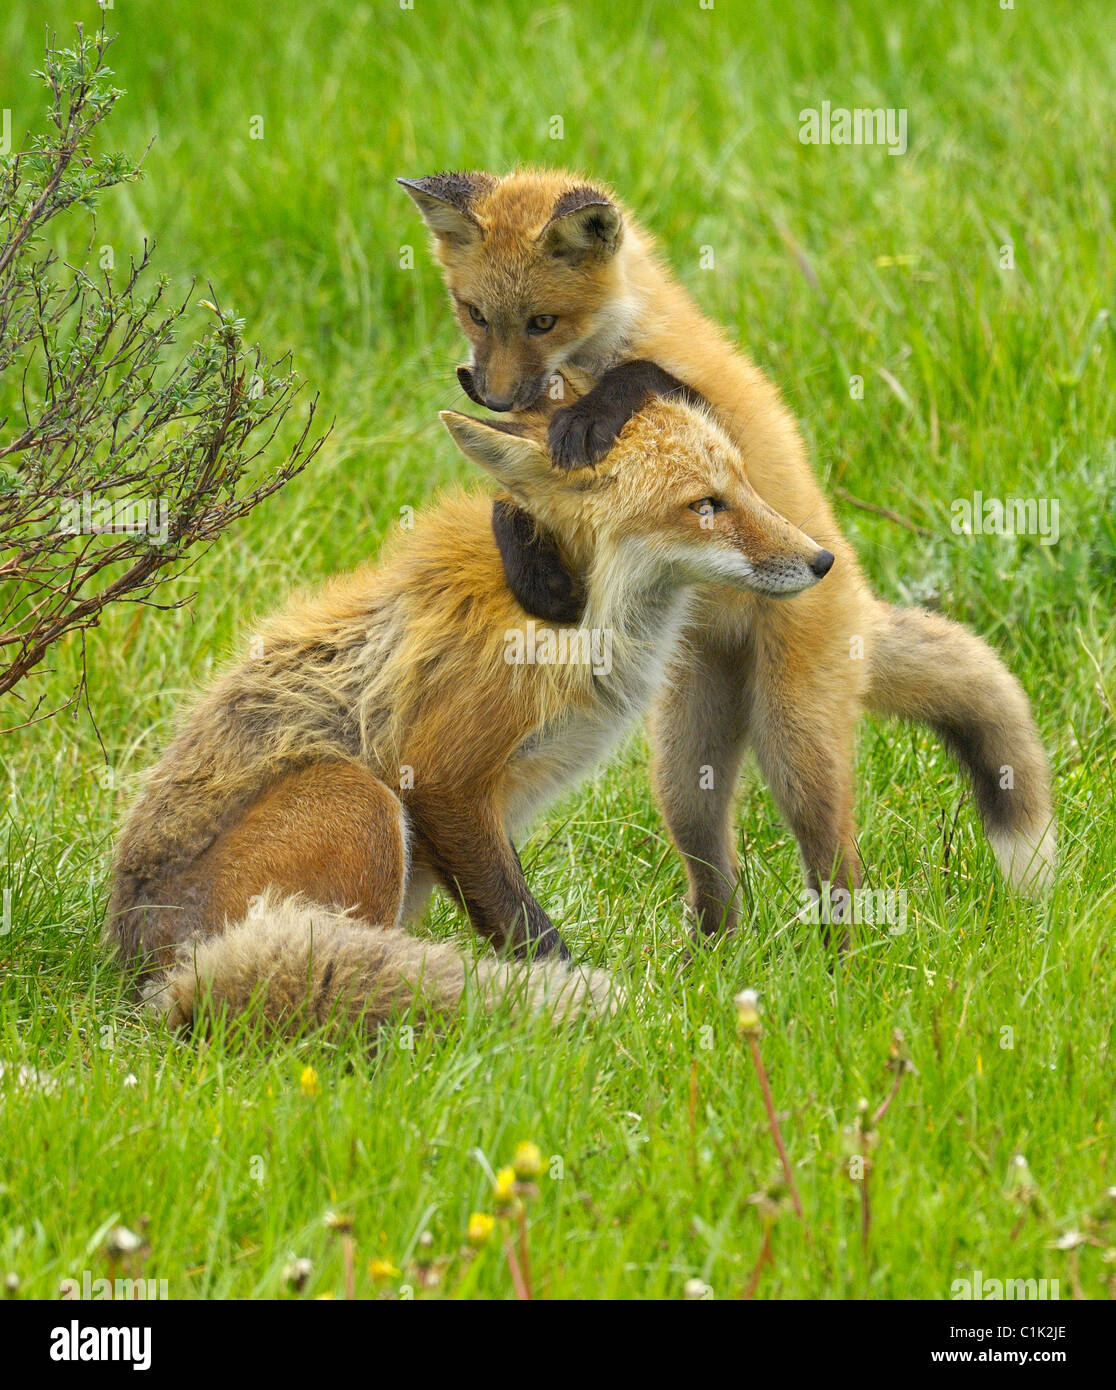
[501,587,693,835]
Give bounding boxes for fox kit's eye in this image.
[527,314,557,335]
[467,304,487,328]
[690,497,727,517]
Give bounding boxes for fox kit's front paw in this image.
[548,360,708,470]
[548,398,621,469]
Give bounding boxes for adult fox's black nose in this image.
[811,548,835,578]
[484,393,516,413]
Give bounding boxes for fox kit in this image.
[106,379,831,1033]
[400,168,1056,933]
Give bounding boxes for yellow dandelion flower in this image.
[467,1212,495,1247]
[299,1066,319,1098]
[513,1141,544,1181]
[493,1166,518,1208]
[368,1258,400,1282]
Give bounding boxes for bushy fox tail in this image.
[866,603,1055,894]
[152,891,615,1037]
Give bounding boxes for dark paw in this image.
[548,400,623,470]
[492,500,584,624]
[456,364,485,406]
[518,926,571,962]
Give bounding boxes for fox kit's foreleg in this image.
[488,362,707,627]
[111,761,408,974]
[407,799,570,961]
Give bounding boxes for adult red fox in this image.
[106,380,832,1033]
[399,168,1056,933]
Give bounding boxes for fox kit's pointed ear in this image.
[440,411,550,491]
[397,172,495,248]
[539,186,622,263]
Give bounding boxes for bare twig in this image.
[834,486,935,538]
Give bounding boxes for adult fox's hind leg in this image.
[747,603,863,944]
[120,761,409,974]
[194,761,409,929]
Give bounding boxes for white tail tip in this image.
[990,824,1057,896]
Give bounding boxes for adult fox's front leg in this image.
[407,798,570,961]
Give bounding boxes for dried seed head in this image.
[734,989,762,1036]
[1005,1153,1038,1202]
[105,1226,142,1259]
[1051,1230,1086,1251]
[283,1258,313,1292]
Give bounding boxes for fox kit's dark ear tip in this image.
[397,171,496,208]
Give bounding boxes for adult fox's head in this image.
[440,393,833,600]
[400,168,632,412]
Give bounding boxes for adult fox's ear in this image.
[440,411,550,491]
[397,172,495,248]
[538,186,622,263]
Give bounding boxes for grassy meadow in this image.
[1,0,1114,1300]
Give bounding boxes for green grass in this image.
[2,0,1114,1300]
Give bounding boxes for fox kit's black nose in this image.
[811,548,835,578]
[484,393,515,413]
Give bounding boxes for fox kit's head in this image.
[440,396,833,601]
[400,168,630,412]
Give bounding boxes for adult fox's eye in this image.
[527,314,557,334]
[690,497,727,516]
[468,304,487,328]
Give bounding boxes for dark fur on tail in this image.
[867,604,1055,892]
